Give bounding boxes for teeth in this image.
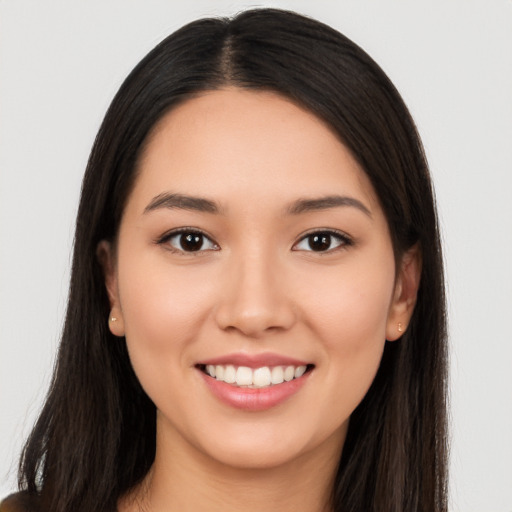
[271,366,284,384]
[235,366,253,386]
[253,367,271,387]
[215,365,224,381]
[204,364,308,388]
[284,366,295,382]
[224,365,236,384]
[294,366,306,378]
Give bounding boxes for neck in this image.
[119,419,344,512]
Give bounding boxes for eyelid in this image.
[155,227,352,254]
[292,228,353,252]
[156,227,219,253]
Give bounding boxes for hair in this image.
[16,8,448,512]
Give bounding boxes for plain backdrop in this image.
[1,1,511,510]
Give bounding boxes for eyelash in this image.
[157,228,219,254]
[292,229,353,253]
[156,228,353,254]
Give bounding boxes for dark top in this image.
[0,493,39,512]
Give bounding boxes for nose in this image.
[214,252,297,338]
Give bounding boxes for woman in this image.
[2,8,448,512]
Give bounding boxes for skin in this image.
[99,88,420,512]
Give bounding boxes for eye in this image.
[159,229,219,253]
[293,230,352,253]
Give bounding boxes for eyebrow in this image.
[143,192,372,218]
[287,195,372,217]
[144,193,219,214]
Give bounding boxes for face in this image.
[101,88,419,471]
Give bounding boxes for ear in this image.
[386,243,422,341]
[96,240,125,337]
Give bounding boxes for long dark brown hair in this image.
[16,8,448,512]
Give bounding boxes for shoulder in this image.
[0,493,40,512]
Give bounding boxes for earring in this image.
[397,322,403,333]
[110,316,117,322]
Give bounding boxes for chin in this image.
[190,417,348,472]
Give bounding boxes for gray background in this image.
[1,1,511,510]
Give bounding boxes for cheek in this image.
[299,254,395,408]
[302,257,395,345]
[116,252,214,387]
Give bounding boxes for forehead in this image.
[132,88,380,214]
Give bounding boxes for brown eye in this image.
[307,233,332,251]
[162,230,218,253]
[294,231,352,252]
[180,233,204,251]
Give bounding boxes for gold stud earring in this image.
[397,322,403,333]
[110,317,117,322]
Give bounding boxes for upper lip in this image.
[196,352,311,368]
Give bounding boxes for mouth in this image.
[196,363,315,389]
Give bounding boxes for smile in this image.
[203,364,309,388]
[196,358,314,411]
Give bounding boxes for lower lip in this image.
[199,370,311,411]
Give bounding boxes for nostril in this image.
[212,273,297,336]
[215,306,297,338]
